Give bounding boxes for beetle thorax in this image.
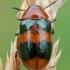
[21,5,49,19]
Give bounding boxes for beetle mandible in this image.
[13,0,56,70]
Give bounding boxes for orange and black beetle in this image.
[13,0,56,70]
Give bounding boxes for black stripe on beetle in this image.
[19,40,52,61]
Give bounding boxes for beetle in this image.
[13,0,56,70]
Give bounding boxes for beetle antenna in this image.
[44,0,57,9]
[12,7,26,11]
[12,7,25,21]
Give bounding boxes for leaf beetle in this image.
[13,0,56,70]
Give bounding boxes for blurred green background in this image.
[0,0,70,70]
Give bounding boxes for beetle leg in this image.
[15,33,19,36]
[51,27,54,35]
[51,19,56,23]
[15,49,19,61]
